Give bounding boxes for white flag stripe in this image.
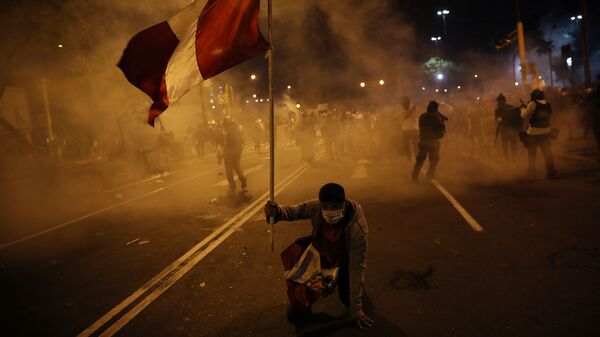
[165,19,204,103]
[167,0,209,40]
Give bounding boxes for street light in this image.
[436,73,444,80]
[252,94,257,98]
[287,85,291,89]
[437,9,450,36]
[379,80,385,86]
[474,74,479,78]
[57,44,63,48]
[422,86,426,91]
[566,57,573,67]
[360,82,366,88]
[296,103,301,109]
[250,74,256,80]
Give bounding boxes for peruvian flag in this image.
[117,0,268,126]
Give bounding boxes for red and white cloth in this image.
[117,0,268,126]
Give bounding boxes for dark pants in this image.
[412,143,440,180]
[224,152,246,190]
[402,130,419,160]
[526,134,556,176]
[501,128,519,161]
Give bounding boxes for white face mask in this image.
[322,208,344,224]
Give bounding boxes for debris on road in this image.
[125,238,140,246]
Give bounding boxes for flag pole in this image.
[268,0,275,252]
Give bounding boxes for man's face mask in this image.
[321,202,345,224]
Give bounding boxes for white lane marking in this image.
[560,154,597,164]
[101,173,172,194]
[79,162,312,337]
[213,164,264,186]
[0,187,163,250]
[100,154,260,194]
[430,179,484,232]
[0,172,208,250]
[0,154,271,250]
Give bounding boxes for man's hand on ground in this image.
[355,314,374,329]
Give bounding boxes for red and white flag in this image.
[118,0,268,126]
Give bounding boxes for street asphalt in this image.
[1,140,600,337]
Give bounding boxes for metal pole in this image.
[442,14,447,37]
[517,21,528,91]
[580,0,592,87]
[268,0,275,252]
[42,77,56,158]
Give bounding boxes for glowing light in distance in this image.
[444,88,448,93]
[435,89,439,93]
[566,57,573,67]
[296,103,301,109]
[245,100,250,103]
[436,73,444,80]
[252,94,257,98]
[422,87,426,91]
[379,80,385,85]
[58,44,63,48]
[287,85,291,89]
[250,74,256,80]
[360,82,366,88]
[457,85,461,89]
[515,82,519,86]
[474,74,479,78]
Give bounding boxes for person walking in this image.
[412,101,446,181]
[222,116,247,191]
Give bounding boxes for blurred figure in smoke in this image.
[222,116,247,191]
[297,111,317,162]
[412,101,446,181]
[321,110,342,160]
[520,89,558,179]
[494,94,522,163]
[467,98,485,157]
[399,96,419,163]
[264,183,373,329]
[251,118,265,153]
[156,126,173,171]
[194,123,208,159]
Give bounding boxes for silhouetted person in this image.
[495,93,522,163]
[412,101,446,181]
[521,89,558,179]
[222,117,247,191]
[264,183,374,329]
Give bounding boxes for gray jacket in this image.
[277,199,368,318]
